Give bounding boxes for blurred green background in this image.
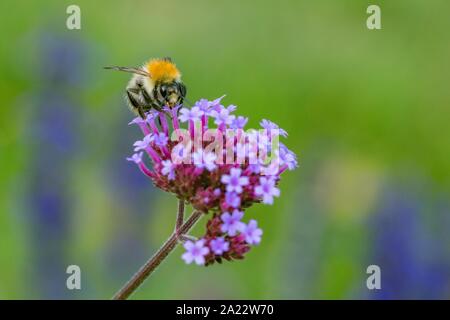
[0,0,449,299]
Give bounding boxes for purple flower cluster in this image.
[126,97,298,266]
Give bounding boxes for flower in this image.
[260,162,281,176]
[192,150,217,172]
[234,143,248,160]
[126,97,298,267]
[146,112,158,123]
[209,95,226,111]
[153,132,168,146]
[161,159,176,180]
[179,106,203,122]
[247,164,261,174]
[182,239,210,265]
[279,143,298,170]
[242,220,263,245]
[210,108,235,127]
[133,134,154,151]
[194,98,212,114]
[230,116,248,129]
[171,143,191,164]
[209,237,230,255]
[220,210,245,236]
[163,104,181,116]
[260,119,288,137]
[225,191,241,208]
[126,152,143,164]
[254,176,280,205]
[128,117,146,125]
[226,104,237,113]
[221,168,249,194]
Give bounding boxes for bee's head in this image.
[146,58,186,108]
[156,81,187,108]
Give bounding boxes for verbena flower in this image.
[230,116,248,129]
[224,191,241,209]
[254,176,281,205]
[194,98,212,114]
[260,119,288,137]
[210,108,235,127]
[220,210,245,236]
[209,237,230,255]
[192,149,217,172]
[133,134,153,152]
[182,239,210,265]
[221,168,249,194]
[153,132,169,146]
[161,159,176,180]
[179,106,203,123]
[127,97,298,266]
[241,220,263,245]
[126,152,143,164]
[279,143,298,171]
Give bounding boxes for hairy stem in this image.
[112,209,203,300]
[175,199,185,232]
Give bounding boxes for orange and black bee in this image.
[105,57,187,118]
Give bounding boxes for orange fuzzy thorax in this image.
[146,59,180,83]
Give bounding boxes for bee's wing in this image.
[104,66,150,77]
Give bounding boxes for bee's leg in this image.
[150,102,163,112]
[137,105,146,120]
[155,111,163,127]
[140,88,163,114]
[126,89,146,119]
[140,88,168,121]
[141,88,153,106]
[146,102,165,127]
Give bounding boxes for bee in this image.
[105,57,187,119]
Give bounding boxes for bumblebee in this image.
[105,57,186,118]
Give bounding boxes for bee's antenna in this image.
[104,66,150,77]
